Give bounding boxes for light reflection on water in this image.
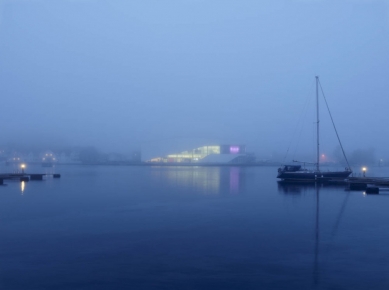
[150,166,244,195]
[20,180,25,194]
[0,165,389,290]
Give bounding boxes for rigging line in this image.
[292,84,314,160]
[312,120,316,164]
[321,191,351,267]
[330,191,350,238]
[292,97,311,160]
[283,81,314,164]
[310,97,317,164]
[318,80,352,171]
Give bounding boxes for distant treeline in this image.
[0,144,141,164]
[333,147,381,166]
[270,146,386,167]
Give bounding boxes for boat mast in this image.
[316,76,320,172]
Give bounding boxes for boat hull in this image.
[277,171,351,181]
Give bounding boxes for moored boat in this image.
[277,165,351,181]
[277,77,352,181]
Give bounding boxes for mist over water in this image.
[1,1,389,289]
[0,0,389,159]
[1,165,389,289]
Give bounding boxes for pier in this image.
[0,173,61,185]
[347,177,389,187]
[279,175,389,195]
[346,177,389,194]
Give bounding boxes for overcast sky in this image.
[0,0,388,160]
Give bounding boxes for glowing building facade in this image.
[150,145,252,163]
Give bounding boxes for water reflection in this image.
[229,167,240,194]
[277,182,351,288]
[279,182,322,287]
[151,166,244,194]
[277,181,346,195]
[20,180,25,194]
[43,165,56,175]
[313,185,320,287]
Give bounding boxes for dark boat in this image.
[277,77,352,181]
[277,165,351,181]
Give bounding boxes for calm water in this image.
[1,165,389,290]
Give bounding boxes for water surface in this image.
[1,165,388,289]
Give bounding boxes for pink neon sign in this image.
[230,146,240,154]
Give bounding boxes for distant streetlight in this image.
[362,167,367,177]
[21,164,26,174]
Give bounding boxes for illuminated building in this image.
[149,145,254,163]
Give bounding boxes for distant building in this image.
[149,145,254,164]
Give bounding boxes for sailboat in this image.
[277,76,352,181]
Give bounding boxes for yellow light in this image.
[362,167,367,172]
[21,181,25,194]
[21,164,26,169]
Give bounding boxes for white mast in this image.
[316,76,320,172]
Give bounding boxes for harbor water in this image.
[0,165,389,289]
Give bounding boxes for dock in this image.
[279,176,389,195]
[0,173,61,185]
[347,177,389,187]
[346,177,389,194]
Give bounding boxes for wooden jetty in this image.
[346,177,389,194]
[347,177,389,187]
[0,173,61,185]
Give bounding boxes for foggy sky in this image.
[0,0,388,160]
